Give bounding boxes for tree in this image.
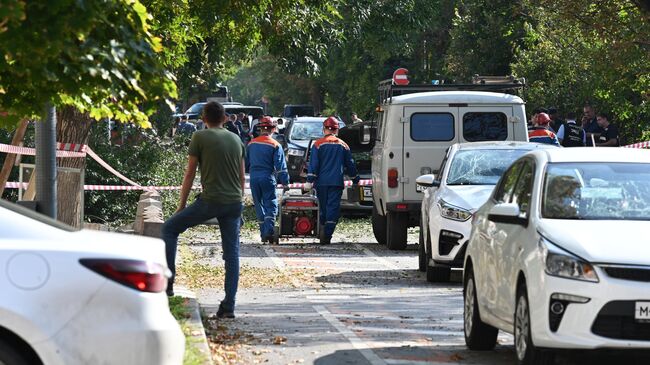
[0,1,177,128]
[512,0,650,143]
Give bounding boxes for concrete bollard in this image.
[134,191,164,238]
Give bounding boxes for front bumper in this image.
[50,282,185,365]
[429,211,471,267]
[529,266,650,349]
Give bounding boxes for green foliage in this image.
[512,0,650,143]
[84,123,189,225]
[0,1,177,128]
[445,0,528,80]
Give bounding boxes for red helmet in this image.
[536,112,551,125]
[257,116,276,128]
[323,116,339,130]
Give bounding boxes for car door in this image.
[494,159,535,323]
[459,107,513,143]
[481,161,523,317]
[402,107,459,202]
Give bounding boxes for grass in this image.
[168,296,211,365]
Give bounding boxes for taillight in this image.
[80,259,169,293]
[388,168,398,188]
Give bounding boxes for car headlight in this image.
[437,200,472,221]
[287,148,304,157]
[539,236,599,282]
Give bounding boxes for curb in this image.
[176,287,213,365]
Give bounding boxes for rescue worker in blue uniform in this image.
[246,117,290,242]
[305,117,359,244]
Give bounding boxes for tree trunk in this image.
[56,107,93,227]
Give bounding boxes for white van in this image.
[371,80,528,250]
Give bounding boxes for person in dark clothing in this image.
[582,104,603,146]
[557,112,585,147]
[595,112,620,147]
[548,107,564,133]
[225,113,242,138]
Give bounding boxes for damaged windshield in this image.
[543,162,650,220]
[446,149,530,185]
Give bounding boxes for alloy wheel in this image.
[464,278,475,336]
[515,295,529,361]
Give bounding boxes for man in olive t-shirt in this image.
[162,101,245,318]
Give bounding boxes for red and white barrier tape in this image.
[4,179,374,191]
[0,143,86,158]
[623,141,650,149]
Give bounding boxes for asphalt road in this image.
[178,231,650,365]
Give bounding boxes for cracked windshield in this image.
[543,163,650,220]
[289,122,324,141]
[446,149,531,185]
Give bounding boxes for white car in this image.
[417,142,557,282]
[463,148,650,365]
[0,200,184,365]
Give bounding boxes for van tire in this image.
[386,212,408,250]
[372,205,387,245]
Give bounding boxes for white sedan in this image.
[417,142,556,282]
[463,148,650,364]
[0,200,184,365]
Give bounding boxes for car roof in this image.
[294,117,326,122]
[536,147,650,163]
[455,141,557,150]
[389,91,524,105]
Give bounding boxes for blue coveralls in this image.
[246,135,290,240]
[307,134,359,239]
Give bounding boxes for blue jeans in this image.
[316,186,343,238]
[162,198,243,312]
[250,176,278,239]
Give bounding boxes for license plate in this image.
[362,187,373,198]
[635,302,650,322]
[416,184,426,193]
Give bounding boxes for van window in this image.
[463,112,508,142]
[410,113,454,141]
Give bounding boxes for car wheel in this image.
[515,283,555,365]
[386,211,408,250]
[371,205,387,245]
[418,225,426,272]
[463,267,498,350]
[0,340,29,365]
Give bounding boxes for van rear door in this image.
[459,106,514,143]
[402,106,459,202]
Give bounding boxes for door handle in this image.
[406,152,410,158]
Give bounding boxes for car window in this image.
[494,161,522,203]
[542,162,650,220]
[510,160,534,218]
[512,161,534,218]
[446,149,533,186]
[289,122,323,141]
[186,103,205,114]
[463,112,508,142]
[410,113,454,142]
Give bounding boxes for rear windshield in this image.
[410,113,454,141]
[0,199,78,232]
[463,112,508,142]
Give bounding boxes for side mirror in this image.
[487,203,527,226]
[416,174,440,188]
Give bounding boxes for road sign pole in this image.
[35,103,57,219]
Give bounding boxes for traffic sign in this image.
[392,68,409,85]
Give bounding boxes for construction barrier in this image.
[623,141,650,149]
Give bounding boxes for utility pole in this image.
[35,104,57,219]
